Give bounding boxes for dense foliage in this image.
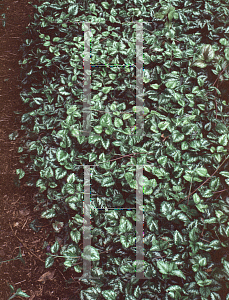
[11,0,229,298]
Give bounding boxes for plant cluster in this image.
[12,0,229,299]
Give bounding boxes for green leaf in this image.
[150,83,160,89]
[109,15,117,23]
[101,138,110,149]
[220,171,229,178]
[225,48,229,60]
[64,183,75,194]
[55,168,67,180]
[68,4,78,15]
[101,176,115,187]
[41,209,56,219]
[70,125,80,137]
[101,2,110,9]
[220,38,227,45]
[193,60,207,68]
[197,77,205,87]
[70,229,81,243]
[123,113,131,120]
[158,121,170,131]
[67,173,76,184]
[74,214,84,224]
[119,216,132,233]
[74,265,82,273]
[196,204,208,213]
[219,134,228,146]
[157,261,170,274]
[199,257,207,267]
[51,240,60,254]
[171,269,186,280]
[114,117,123,127]
[102,290,117,300]
[209,177,220,191]
[100,114,112,127]
[14,288,30,298]
[43,166,54,179]
[9,131,19,140]
[200,286,211,298]
[45,256,54,268]
[193,193,202,204]
[215,123,228,134]
[102,86,112,94]
[52,221,64,234]
[56,148,69,162]
[81,245,100,261]
[89,153,97,162]
[43,41,51,47]
[223,260,229,276]
[110,103,117,110]
[89,135,101,144]
[94,125,103,134]
[202,44,215,62]
[157,156,168,166]
[125,172,134,183]
[173,230,184,245]
[120,235,135,248]
[183,174,192,182]
[172,130,185,143]
[181,141,188,150]
[165,81,177,89]
[16,169,25,179]
[33,97,43,105]
[195,167,209,177]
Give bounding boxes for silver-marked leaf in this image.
[173,230,184,245]
[100,114,112,127]
[55,168,67,180]
[68,4,78,15]
[14,289,30,298]
[171,269,186,280]
[56,148,69,162]
[114,117,123,127]
[70,229,81,243]
[67,173,76,184]
[165,81,177,89]
[41,209,56,219]
[120,235,135,248]
[94,125,103,134]
[102,86,112,94]
[51,240,60,254]
[119,216,132,233]
[16,168,25,179]
[81,245,100,261]
[45,256,54,268]
[172,130,185,143]
[88,135,101,144]
[101,176,115,187]
[195,167,209,177]
[102,290,117,300]
[220,171,229,178]
[150,83,160,89]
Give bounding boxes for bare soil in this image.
[0,1,81,299]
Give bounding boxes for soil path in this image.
[0,1,81,299]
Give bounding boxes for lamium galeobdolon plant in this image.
[11,0,229,298]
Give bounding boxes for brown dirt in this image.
[0,1,81,299]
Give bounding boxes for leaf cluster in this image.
[13,0,229,299]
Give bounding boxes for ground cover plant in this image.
[13,0,229,298]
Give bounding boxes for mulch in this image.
[0,1,83,299]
